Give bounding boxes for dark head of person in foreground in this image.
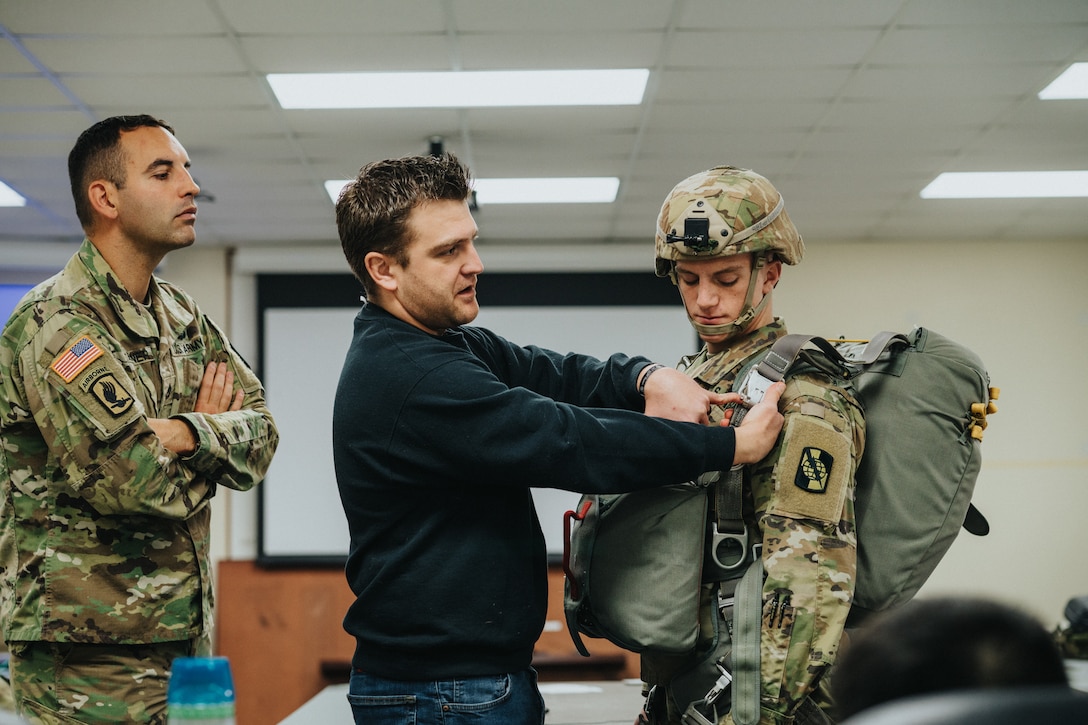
[832,596,1070,720]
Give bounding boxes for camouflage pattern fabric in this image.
[0,240,277,711]
[1055,595,1088,660]
[642,319,864,725]
[1055,626,1088,660]
[8,639,195,723]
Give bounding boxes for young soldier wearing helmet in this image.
[640,167,865,725]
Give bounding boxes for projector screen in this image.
[256,272,697,566]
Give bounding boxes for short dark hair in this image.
[67,114,175,231]
[832,596,1069,720]
[335,154,472,297]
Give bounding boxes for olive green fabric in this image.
[844,328,993,615]
[564,484,709,655]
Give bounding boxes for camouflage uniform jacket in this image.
[645,319,865,725]
[0,239,278,645]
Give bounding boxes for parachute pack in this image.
[563,327,999,660]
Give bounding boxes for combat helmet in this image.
[655,165,804,339]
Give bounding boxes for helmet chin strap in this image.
[684,255,769,341]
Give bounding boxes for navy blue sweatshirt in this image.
[333,303,738,679]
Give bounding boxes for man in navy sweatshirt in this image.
[331,153,785,725]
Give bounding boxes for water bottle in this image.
[166,656,236,724]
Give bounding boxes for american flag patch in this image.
[51,335,104,382]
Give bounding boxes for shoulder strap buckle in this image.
[735,366,775,406]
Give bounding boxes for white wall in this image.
[150,237,1088,626]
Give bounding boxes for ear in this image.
[87,180,119,222]
[363,251,398,293]
[762,258,783,292]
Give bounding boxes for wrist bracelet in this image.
[638,363,666,397]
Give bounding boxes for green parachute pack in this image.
[562,328,999,716]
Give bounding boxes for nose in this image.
[464,241,484,275]
[694,279,717,309]
[181,167,200,198]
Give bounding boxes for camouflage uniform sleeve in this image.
[744,374,865,724]
[171,314,279,492]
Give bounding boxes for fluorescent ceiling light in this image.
[474,177,619,204]
[326,177,620,205]
[0,180,26,207]
[920,171,1088,199]
[1038,62,1088,99]
[269,69,649,109]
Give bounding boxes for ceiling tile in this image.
[0,1,223,34]
[217,0,445,35]
[20,36,249,75]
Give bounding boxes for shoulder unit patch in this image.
[88,373,134,416]
[795,446,833,494]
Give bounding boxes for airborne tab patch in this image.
[51,335,104,382]
[795,447,834,494]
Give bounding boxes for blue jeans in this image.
[347,667,545,724]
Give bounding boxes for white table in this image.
[278,679,644,724]
[280,664,1088,724]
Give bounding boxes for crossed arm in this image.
[146,361,243,455]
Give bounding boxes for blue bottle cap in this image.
[167,656,236,716]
